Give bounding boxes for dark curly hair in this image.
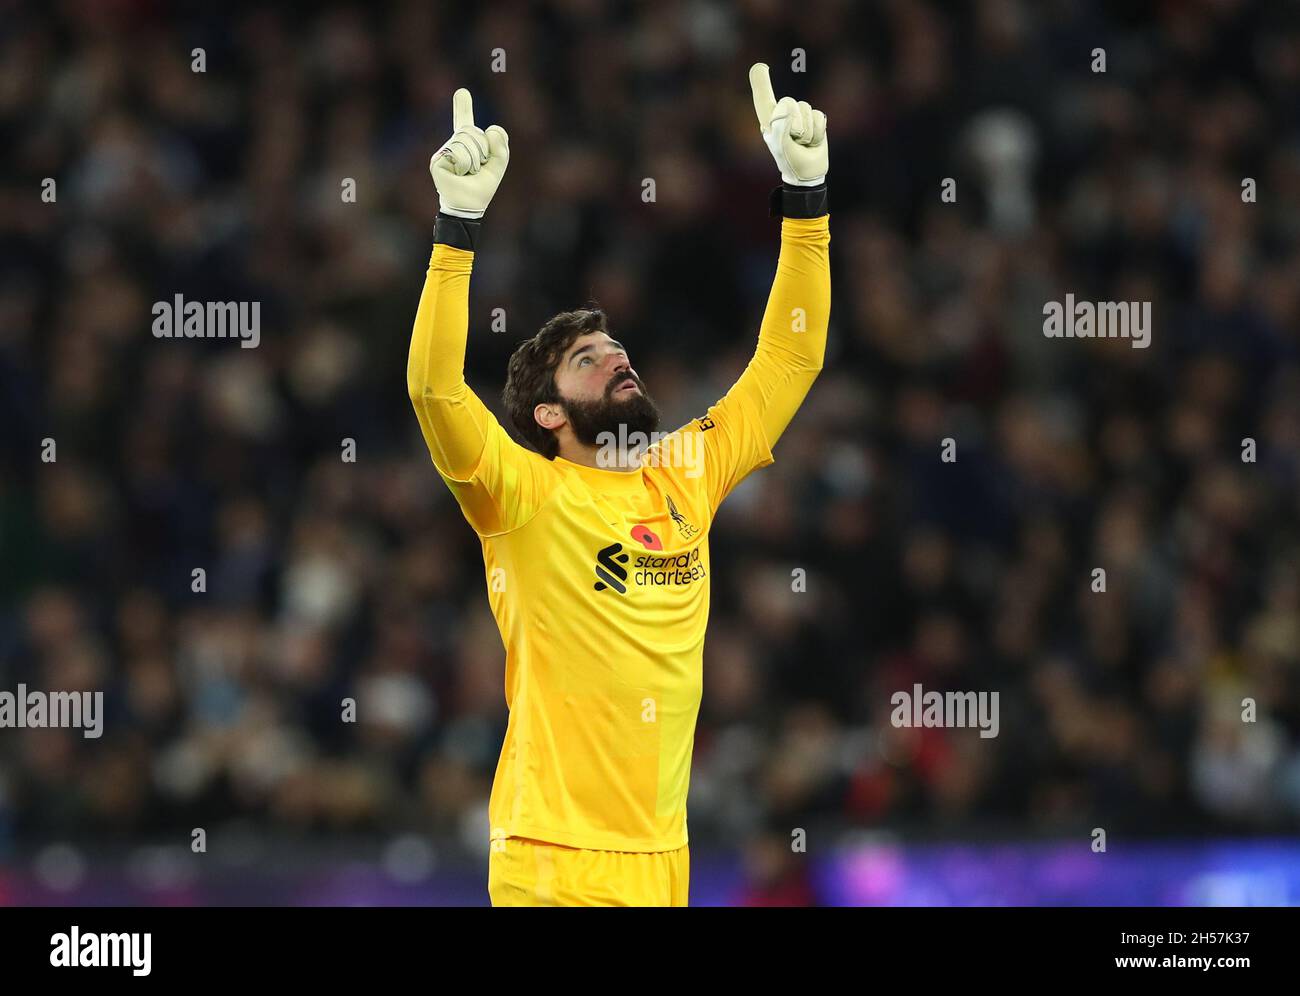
[503,306,609,459]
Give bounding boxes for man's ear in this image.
[535,402,566,432]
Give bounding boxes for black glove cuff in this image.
[769,182,828,219]
[434,212,482,251]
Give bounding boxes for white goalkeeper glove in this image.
[430,88,510,219]
[749,63,828,186]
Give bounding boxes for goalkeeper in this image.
[407,64,830,906]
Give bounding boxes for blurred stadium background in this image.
[1,0,1299,906]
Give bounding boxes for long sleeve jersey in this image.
[407,203,830,852]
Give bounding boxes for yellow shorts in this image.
[488,836,690,907]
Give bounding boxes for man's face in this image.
[543,331,661,448]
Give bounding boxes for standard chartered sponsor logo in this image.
[633,547,706,586]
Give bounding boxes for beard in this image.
[564,372,662,453]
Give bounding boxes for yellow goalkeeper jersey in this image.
[407,215,829,851]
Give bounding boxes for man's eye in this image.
[579,357,591,366]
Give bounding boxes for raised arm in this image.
[406,231,492,481]
[407,89,554,536]
[690,64,832,511]
[729,204,830,447]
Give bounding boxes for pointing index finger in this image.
[452,88,474,131]
[749,63,776,129]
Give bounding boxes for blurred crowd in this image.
[1,0,1299,892]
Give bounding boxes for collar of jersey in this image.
[554,455,647,494]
